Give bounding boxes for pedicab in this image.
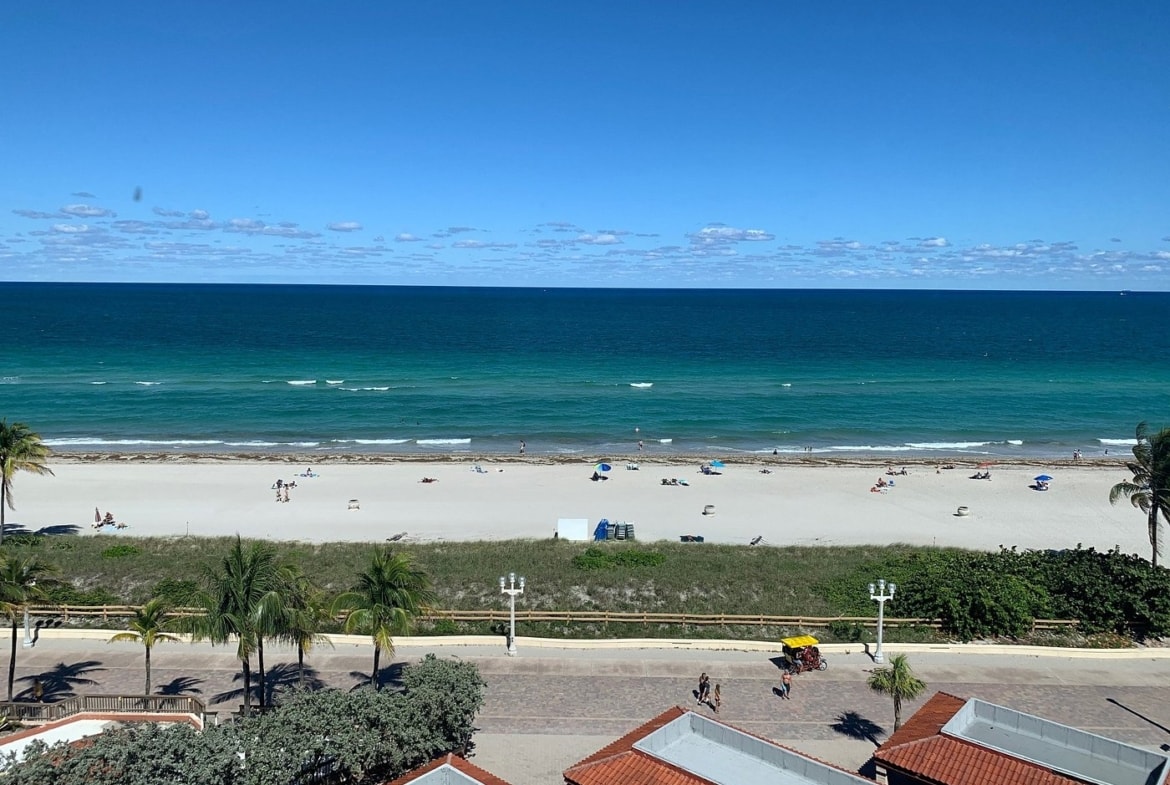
[780,635,827,673]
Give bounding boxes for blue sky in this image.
[2,2,1168,289]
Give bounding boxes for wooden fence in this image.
[27,604,1078,632]
[0,694,206,725]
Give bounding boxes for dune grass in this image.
[7,533,941,641]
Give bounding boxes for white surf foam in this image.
[339,386,391,392]
[416,438,472,446]
[333,439,410,445]
[630,382,653,388]
[287,380,317,386]
[1099,438,1137,446]
[325,380,345,385]
[134,381,162,386]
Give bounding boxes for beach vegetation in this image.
[866,653,926,732]
[100,544,141,559]
[0,421,54,547]
[151,577,200,607]
[106,597,181,695]
[0,655,485,785]
[333,548,436,689]
[0,553,57,700]
[1109,421,1170,567]
[572,545,667,570]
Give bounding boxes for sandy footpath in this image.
[10,458,1146,555]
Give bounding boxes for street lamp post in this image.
[499,572,526,656]
[22,580,36,649]
[868,578,896,664]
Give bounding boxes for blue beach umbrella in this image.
[1034,474,1053,482]
[595,463,612,472]
[710,460,726,469]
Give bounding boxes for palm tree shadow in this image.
[346,662,407,692]
[157,676,204,696]
[255,662,327,705]
[830,710,886,746]
[34,524,81,536]
[19,660,104,702]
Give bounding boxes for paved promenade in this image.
[11,634,1170,785]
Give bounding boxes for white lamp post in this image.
[22,580,36,648]
[499,572,526,656]
[868,579,896,664]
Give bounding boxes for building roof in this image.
[564,706,871,785]
[383,753,516,785]
[875,692,1170,785]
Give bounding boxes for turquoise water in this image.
[1,283,1167,458]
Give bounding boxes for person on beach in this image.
[780,670,792,699]
[712,683,721,713]
[519,440,525,454]
[638,440,644,451]
[697,673,710,705]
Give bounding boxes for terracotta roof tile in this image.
[566,706,688,770]
[565,706,869,785]
[875,692,1084,785]
[876,691,967,751]
[382,752,517,785]
[877,736,1083,785]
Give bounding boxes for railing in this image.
[0,694,207,725]
[27,604,1078,632]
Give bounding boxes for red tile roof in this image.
[383,752,516,785]
[874,692,1084,785]
[564,706,866,785]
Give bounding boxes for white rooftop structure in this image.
[941,698,1169,785]
[404,763,487,785]
[632,711,870,785]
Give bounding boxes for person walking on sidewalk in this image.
[697,673,710,705]
[780,669,792,699]
[712,683,721,713]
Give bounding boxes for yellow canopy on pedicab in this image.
[780,635,819,649]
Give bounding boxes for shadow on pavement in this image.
[1106,697,1170,737]
[830,710,886,746]
[19,660,104,702]
[158,676,204,696]
[348,661,407,692]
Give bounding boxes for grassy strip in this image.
[12,533,925,616]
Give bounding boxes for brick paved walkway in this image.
[11,637,1170,783]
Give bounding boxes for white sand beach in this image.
[10,457,1147,556]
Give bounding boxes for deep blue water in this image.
[1,283,1167,458]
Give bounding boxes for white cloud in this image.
[190,209,210,220]
[327,221,363,232]
[452,239,516,249]
[52,223,94,233]
[61,204,116,218]
[576,233,621,245]
[153,207,186,218]
[12,209,61,219]
[919,237,949,248]
[690,225,775,245]
[396,233,423,242]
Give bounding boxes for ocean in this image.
[1,283,1166,459]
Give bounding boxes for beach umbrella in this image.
[595,463,612,472]
[977,461,995,469]
[710,460,726,469]
[1034,474,1053,482]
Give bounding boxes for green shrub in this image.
[151,578,201,607]
[43,584,121,606]
[101,544,141,559]
[572,546,666,570]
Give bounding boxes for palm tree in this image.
[1110,422,1170,567]
[279,568,333,689]
[0,421,54,545]
[867,653,926,732]
[333,548,436,689]
[108,598,181,695]
[0,555,55,701]
[194,536,284,715]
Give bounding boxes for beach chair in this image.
[347,499,360,511]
